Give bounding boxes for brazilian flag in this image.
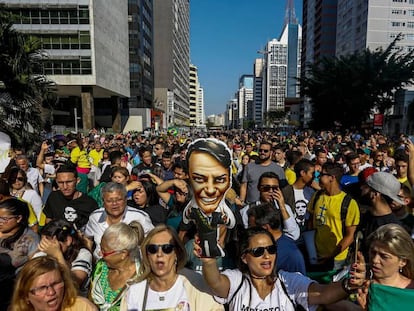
[368,283,414,311]
[168,127,178,136]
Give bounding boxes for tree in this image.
[299,35,414,130]
[0,7,56,145]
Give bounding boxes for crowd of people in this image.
[1,128,414,310]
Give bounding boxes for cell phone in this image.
[354,231,363,263]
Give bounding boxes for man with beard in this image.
[391,184,414,236]
[358,171,403,257]
[239,141,287,204]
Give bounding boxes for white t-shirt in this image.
[127,276,190,311]
[215,269,317,311]
[145,277,189,310]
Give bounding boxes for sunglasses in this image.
[101,249,121,258]
[259,149,270,153]
[146,244,175,254]
[260,185,279,192]
[244,245,277,257]
[12,177,25,182]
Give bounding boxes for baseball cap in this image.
[366,172,404,204]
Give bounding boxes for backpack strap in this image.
[340,193,352,236]
[228,274,247,305]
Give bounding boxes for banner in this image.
[373,114,384,129]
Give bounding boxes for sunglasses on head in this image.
[260,185,279,192]
[146,244,175,254]
[244,245,277,257]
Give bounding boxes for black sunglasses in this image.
[259,149,270,153]
[244,245,277,257]
[260,185,279,192]
[12,177,25,182]
[146,244,175,254]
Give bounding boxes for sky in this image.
[190,0,302,116]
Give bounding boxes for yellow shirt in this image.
[285,167,296,185]
[309,191,360,261]
[71,147,91,169]
[88,149,104,167]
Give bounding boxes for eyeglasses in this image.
[0,216,18,223]
[29,280,64,296]
[260,185,279,192]
[12,177,25,182]
[259,149,270,153]
[146,244,175,254]
[243,245,277,257]
[101,249,122,258]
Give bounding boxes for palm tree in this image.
[299,34,414,130]
[0,6,56,145]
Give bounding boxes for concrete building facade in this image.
[3,0,130,131]
[153,0,190,127]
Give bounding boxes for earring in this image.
[399,267,403,273]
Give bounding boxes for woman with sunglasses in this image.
[11,256,96,311]
[122,224,224,310]
[8,167,43,223]
[90,221,144,311]
[197,227,366,311]
[0,198,39,311]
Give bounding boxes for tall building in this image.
[301,0,337,127]
[124,0,155,132]
[253,58,265,126]
[153,0,190,128]
[335,0,414,133]
[2,0,130,131]
[237,75,253,129]
[189,64,198,127]
[196,84,205,128]
[263,15,302,115]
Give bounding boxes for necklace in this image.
[250,274,267,280]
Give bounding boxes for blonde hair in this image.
[137,224,187,282]
[368,223,414,279]
[11,256,78,311]
[102,221,144,262]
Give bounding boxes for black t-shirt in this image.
[127,200,167,226]
[359,212,401,257]
[44,191,99,230]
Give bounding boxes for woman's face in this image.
[133,183,148,207]
[242,155,250,166]
[188,151,230,214]
[147,231,177,280]
[111,171,128,185]
[369,242,406,282]
[0,208,21,235]
[27,270,65,311]
[142,151,152,165]
[11,172,25,190]
[242,233,276,279]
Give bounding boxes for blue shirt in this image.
[276,234,306,275]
